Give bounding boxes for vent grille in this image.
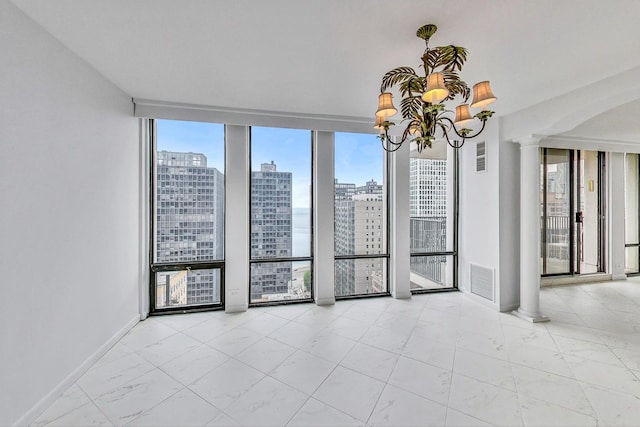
[470,264,494,301]
[476,141,486,172]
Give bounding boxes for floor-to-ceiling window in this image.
[409,141,457,291]
[334,132,388,297]
[249,127,313,304]
[625,153,639,274]
[150,119,225,312]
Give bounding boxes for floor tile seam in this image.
[156,358,223,388]
[443,338,459,421]
[451,345,510,365]
[547,327,633,369]
[407,330,459,348]
[282,394,315,427]
[568,373,640,398]
[134,333,204,368]
[31,386,93,427]
[98,343,138,368]
[450,369,526,398]
[514,384,597,419]
[40,400,111,427]
[77,362,159,403]
[506,359,579,382]
[310,383,378,425]
[397,350,454,372]
[120,385,188,427]
[518,394,600,425]
[551,345,631,369]
[185,377,246,414]
[544,328,606,346]
[354,336,406,356]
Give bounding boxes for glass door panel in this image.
[542,149,572,275]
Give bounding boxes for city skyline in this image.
[157,120,384,208]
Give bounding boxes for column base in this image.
[512,308,549,323]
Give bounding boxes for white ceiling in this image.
[11,0,640,125]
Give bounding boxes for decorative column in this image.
[514,137,549,322]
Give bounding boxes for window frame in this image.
[247,126,315,306]
[149,119,226,314]
[409,147,459,293]
[333,132,391,299]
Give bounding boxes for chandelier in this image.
[375,24,496,152]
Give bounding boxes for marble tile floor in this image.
[32,280,640,426]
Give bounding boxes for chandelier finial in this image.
[416,24,438,42]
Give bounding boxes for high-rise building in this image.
[156,151,224,305]
[410,157,447,217]
[409,157,449,286]
[334,179,385,295]
[251,161,293,300]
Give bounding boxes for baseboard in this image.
[611,274,627,281]
[14,314,140,427]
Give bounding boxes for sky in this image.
[156,119,384,208]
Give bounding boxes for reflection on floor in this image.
[33,280,640,426]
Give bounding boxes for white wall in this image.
[459,120,503,308]
[0,3,140,425]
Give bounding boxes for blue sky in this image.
[157,120,383,208]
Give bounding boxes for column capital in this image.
[513,135,542,147]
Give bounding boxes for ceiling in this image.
[11,0,640,126]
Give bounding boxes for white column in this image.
[314,131,336,305]
[609,152,627,280]
[390,139,411,298]
[225,125,250,313]
[513,137,548,322]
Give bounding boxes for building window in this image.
[410,142,457,291]
[334,132,388,297]
[249,127,313,304]
[150,119,225,312]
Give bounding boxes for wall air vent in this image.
[470,263,494,301]
[476,141,487,172]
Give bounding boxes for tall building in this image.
[251,161,293,300]
[334,180,385,296]
[409,157,449,286]
[410,157,447,217]
[156,151,224,305]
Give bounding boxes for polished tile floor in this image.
[33,280,640,426]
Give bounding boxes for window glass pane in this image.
[155,120,225,263]
[250,127,312,303]
[334,132,387,257]
[542,149,571,274]
[410,255,454,290]
[625,154,639,245]
[250,261,311,303]
[155,268,221,308]
[335,258,387,297]
[409,141,453,254]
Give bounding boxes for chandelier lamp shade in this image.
[375,24,496,152]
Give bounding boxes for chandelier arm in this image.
[441,117,488,140]
[440,128,465,149]
[380,135,403,152]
